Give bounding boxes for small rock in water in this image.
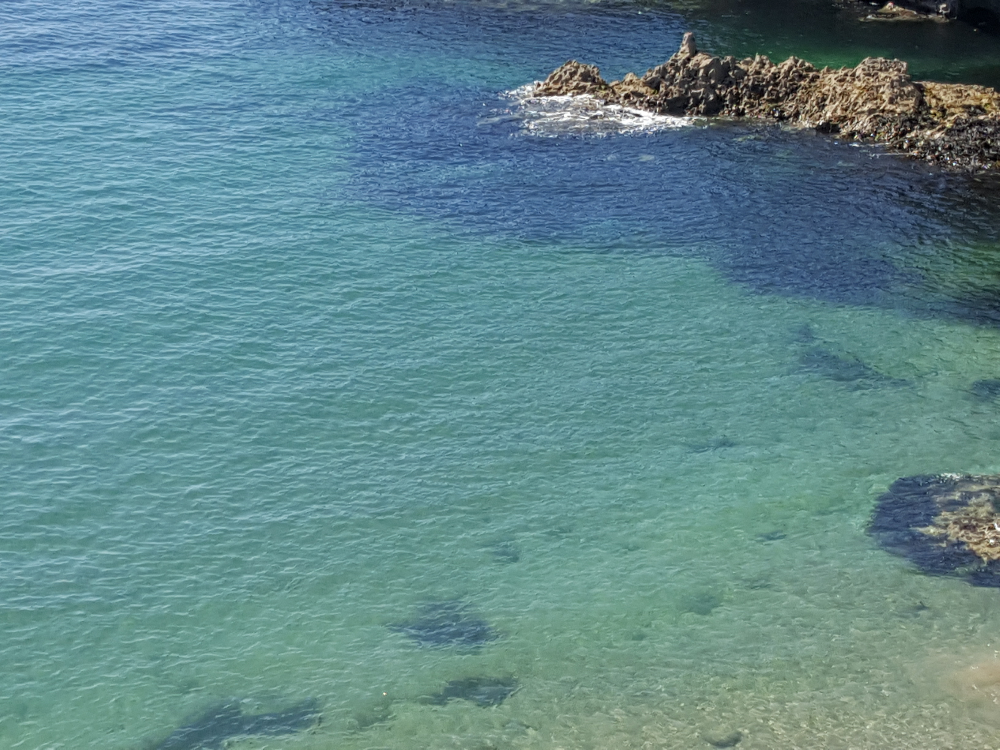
[701,729,743,747]
[426,677,519,707]
[389,601,498,651]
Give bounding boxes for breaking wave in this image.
[499,84,691,136]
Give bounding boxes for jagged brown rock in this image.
[533,32,1000,170]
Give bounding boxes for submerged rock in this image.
[532,32,1000,170]
[970,378,1000,400]
[870,474,1000,586]
[390,600,498,650]
[701,729,743,748]
[425,676,519,707]
[798,346,910,388]
[153,699,320,750]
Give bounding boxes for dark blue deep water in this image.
[6,0,1000,748]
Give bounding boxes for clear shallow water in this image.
[6,0,1000,748]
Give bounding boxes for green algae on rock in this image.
[870,474,1000,587]
[532,32,1000,170]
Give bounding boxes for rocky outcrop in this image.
[858,1,954,22]
[532,33,1000,170]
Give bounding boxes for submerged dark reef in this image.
[870,474,1000,587]
[390,600,498,650]
[424,676,520,706]
[151,699,320,750]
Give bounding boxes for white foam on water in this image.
[500,83,691,136]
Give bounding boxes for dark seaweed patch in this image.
[153,699,320,750]
[390,601,497,651]
[425,676,519,707]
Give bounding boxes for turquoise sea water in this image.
[7,0,1000,747]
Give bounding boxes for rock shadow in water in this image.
[152,698,321,750]
[389,600,498,651]
[424,676,519,707]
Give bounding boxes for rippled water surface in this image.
[6,0,1000,748]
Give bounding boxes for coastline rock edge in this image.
[533,32,1000,170]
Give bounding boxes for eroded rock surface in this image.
[532,32,1000,170]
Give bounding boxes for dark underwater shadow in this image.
[146,698,321,750]
[389,600,499,650]
[310,0,1000,327]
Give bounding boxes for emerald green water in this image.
[5,0,1000,748]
